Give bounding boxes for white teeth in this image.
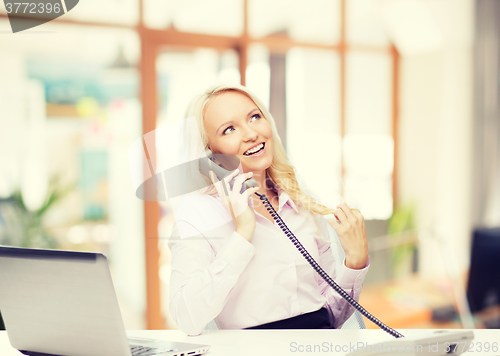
[244,143,264,155]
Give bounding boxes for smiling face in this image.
[203,90,274,176]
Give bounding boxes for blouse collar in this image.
[276,187,299,214]
[250,180,299,214]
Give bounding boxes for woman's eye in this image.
[222,114,260,135]
[223,126,235,135]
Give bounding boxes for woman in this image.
[168,84,369,336]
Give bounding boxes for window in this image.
[0,0,399,329]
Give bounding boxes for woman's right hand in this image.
[210,169,259,242]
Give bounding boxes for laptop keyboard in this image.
[130,345,174,356]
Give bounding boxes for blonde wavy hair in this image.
[185,83,336,217]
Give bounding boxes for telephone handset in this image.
[199,149,258,193]
[199,150,403,338]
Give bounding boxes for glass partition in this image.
[346,0,390,46]
[0,23,145,329]
[154,47,240,328]
[249,0,341,45]
[286,47,342,209]
[246,44,271,109]
[345,51,392,219]
[144,0,244,36]
[63,0,139,25]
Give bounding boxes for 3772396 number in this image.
[445,341,498,353]
[5,2,62,14]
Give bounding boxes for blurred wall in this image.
[396,0,474,276]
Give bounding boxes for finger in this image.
[211,175,228,203]
[338,202,356,221]
[220,169,240,197]
[210,170,234,205]
[231,172,253,195]
[334,207,348,224]
[209,170,225,197]
[245,186,260,200]
[333,209,349,225]
[223,169,240,184]
[324,213,339,222]
[223,170,243,192]
[351,208,363,220]
[326,216,340,226]
[326,216,342,235]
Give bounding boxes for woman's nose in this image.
[243,126,258,141]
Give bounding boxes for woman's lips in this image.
[245,143,266,157]
[243,142,264,155]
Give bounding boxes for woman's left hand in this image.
[326,203,369,270]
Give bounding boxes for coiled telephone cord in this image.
[255,192,404,339]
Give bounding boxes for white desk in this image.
[1,329,499,355]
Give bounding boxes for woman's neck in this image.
[250,170,277,200]
[250,170,279,214]
[250,170,267,195]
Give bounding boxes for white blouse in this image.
[167,188,369,336]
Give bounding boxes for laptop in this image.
[0,246,210,356]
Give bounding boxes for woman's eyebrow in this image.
[247,108,260,117]
[216,120,234,134]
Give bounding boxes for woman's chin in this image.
[240,149,273,171]
[243,160,273,174]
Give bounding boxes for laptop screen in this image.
[0,246,131,356]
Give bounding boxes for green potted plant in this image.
[0,176,74,330]
[7,176,75,248]
[388,202,417,278]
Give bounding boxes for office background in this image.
[0,0,499,331]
